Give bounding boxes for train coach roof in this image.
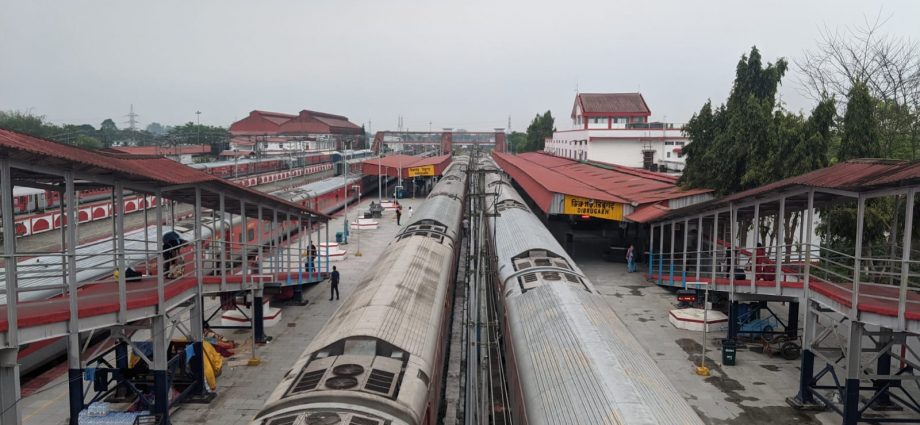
[0,129,329,222]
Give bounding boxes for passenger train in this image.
[251,158,470,425]
[481,158,704,425]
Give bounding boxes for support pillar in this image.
[112,339,130,401]
[0,160,22,425]
[842,321,864,425]
[871,329,896,410]
[787,301,799,339]
[65,172,83,425]
[789,301,821,409]
[152,315,169,421]
[728,301,739,340]
[189,188,208,399]
[0,348,21,425]
[254,289,267,344]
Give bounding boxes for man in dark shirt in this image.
[329,266,340,300]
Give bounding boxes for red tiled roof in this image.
[573,93,651,117]
[111,145,211,156]
[0,129,327,220]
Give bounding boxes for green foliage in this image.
[680,47,824,195]
[517,111,554,153]
[0,111,61,139]
[166,122,230,145]
[838,82,880,161]
[73,134,102,149]
[507,131,526,153]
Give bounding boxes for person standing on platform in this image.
[305,242,317,272]
[396,206,402,225]
[626,244,636,273]
[329,266,340,300]
[408,206,413,219]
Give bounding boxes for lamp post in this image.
[377,152,383,202]
[342,136,351,244]
[352,184,362,257]
[195,110,201,145]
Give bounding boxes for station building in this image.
[545,93,690,172]
[229,109,363,155]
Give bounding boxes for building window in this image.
[594,117,605,124]
[667,152,671,158]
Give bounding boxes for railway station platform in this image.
[18,195,422,425]
[0,129,331,425]
[646,159,920,425]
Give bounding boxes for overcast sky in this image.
[2,1,919,132]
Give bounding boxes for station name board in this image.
[407,165,435,177]
[562,195,623,220]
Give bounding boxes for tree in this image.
[797,15,920,160]
[680,46,788,195]
[73,135,102,149]
[521,111,555,153]
[145,122,168,136]
[507,131,526,153]
[838,82,881,161]
[0,110,60,139]
[167,122,229,145]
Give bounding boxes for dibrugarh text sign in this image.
[407,165,435,177]
[562,195,623,220]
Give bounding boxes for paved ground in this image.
[563,227,840,425]
[18,194,423,425]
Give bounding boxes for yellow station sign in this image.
[407,165,436,177]
[562,195,624,220]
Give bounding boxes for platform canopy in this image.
[0,129,328,222]
[492,151,712,222]
[361,154,452,179]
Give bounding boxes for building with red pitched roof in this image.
[546,93,690,173]
[229,109,362,155]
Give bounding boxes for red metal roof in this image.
[624,203,670,223]
[0,129,327,220]
[111,145,211,156]
[657,159,920,222]
[573,93,651,117]
[361,154,452,178]
[497,152,711,205]
[723,159,920,203]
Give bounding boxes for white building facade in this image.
[545,93,690,172]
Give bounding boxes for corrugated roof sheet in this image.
[111,145,211,156]
[624,203,670,223]
[657,159,920,222]
[0,129,327,220]
[574,93,651,116]
[494,151,711,206]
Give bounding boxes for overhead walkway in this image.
[646,159,920,425]
[0,129,330,425]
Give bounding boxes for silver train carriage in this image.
[252,159,469,425]
[482,161,704,425]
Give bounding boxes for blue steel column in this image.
[648,224,655,276]
[657,223,664,285]
[669,222,675,286]
[728,204,738,341]
[64,172,83,425]
[681,219,689,288]
[0,159,22,425]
